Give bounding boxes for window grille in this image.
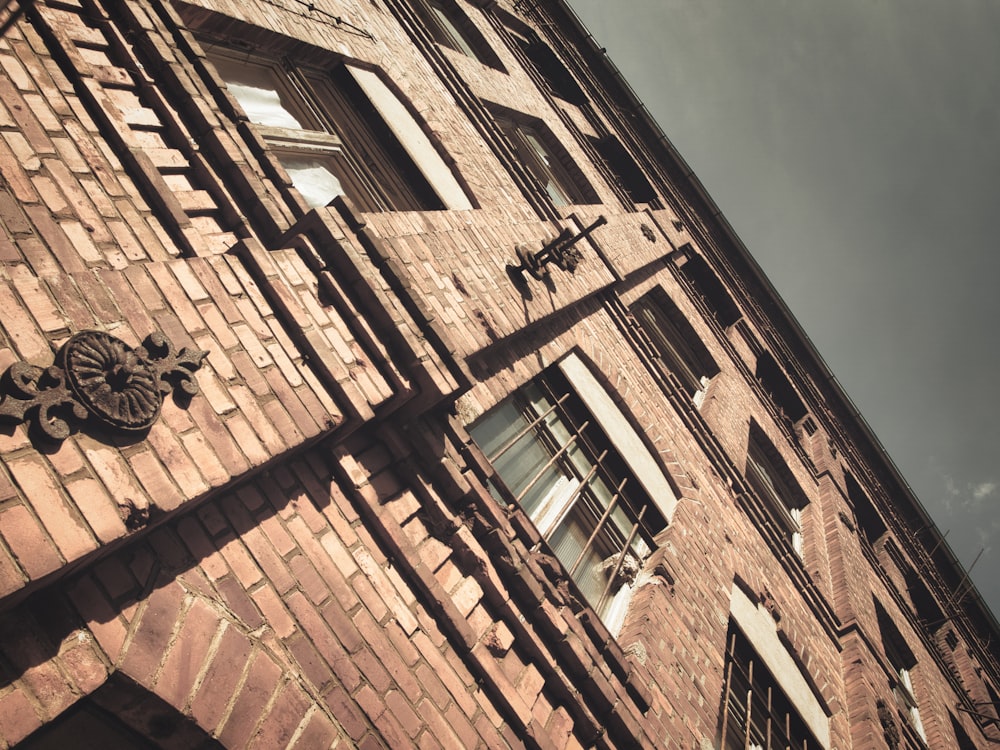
[469,368,665,625]
[719,626,822,750]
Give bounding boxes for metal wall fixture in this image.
[509,216,607,281]
[0,330,207,442]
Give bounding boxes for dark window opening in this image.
[679,252,742,327]
[590,135,657,203]
[845,472,887,544]
[745,426,808,557]
[718,625,823,750]
[504,24,587,105]
[421,0,505,69]
[904,570,944,632]
[755,352,808,424]
[985,682,1000,725]
[951,712,979,750]
[469,364,666,628]
[631,288,719,402]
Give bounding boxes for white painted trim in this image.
[557,353,677,521]
[348,67,473,210]
[730,585,831,749]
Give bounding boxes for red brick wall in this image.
[0,0,996,747]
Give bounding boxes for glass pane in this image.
[279,155,345,207]
[212,57,306,130]
[430,4,477,57]
[470,399,571,518]
[548,499,617,612]
[521,129,570,206]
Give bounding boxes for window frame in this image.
[876,601,928,743]
[494,114,591,207]
[422,0,504,69]
[500,18,587,105]
[589,134,658,205]
[468,359,668,633]
[631,289,719,406]
[719,625,825,750]
[745,431,807,557]
[206,45,461,212]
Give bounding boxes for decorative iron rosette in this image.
[0,331,207,442]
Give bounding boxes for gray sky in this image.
[567,0,1000,619]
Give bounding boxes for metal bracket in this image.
[509,216,607,281]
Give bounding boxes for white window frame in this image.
[207,47,472,212]
[468,354,671,634]
[895,666,927,740]
[725,586,831,749]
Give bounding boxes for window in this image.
[590,135,657,204]
[495,115,589,207]
[468,356,668,632]
[876,602,927,743]
[502,21,586,104]
[208,48,471,212]
[631,289,719,405]
[422,0,503,69]
[845,472,886,545]
[755,352,808,425]
[950,712,979,750]
[677,252,742,328]
[745,429,807,557]
[719,625,824,750]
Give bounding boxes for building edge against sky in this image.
[0,0,996,748]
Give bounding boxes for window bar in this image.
[543,449,610,546]
[745,656,755,750]
[513,422,590,505]
[766,684,773,750]
[486,393,571,462]
[565,474,628,576]
[595,504,646,613]
[720,631,735,746]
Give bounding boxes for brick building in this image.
[0,0,997,746]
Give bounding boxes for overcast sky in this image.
[567,0,1000,620]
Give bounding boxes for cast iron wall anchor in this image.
[510,216,608,280]
[0,330,207,442]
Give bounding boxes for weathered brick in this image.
[0,504,62,579]
[63,476,127,544]
[248,682,312,750]
[0,688,43,746]
[189,622,253,732]
[144,420,210,499]
[0,279,51,361]
[218,649,283,748]
[120,581,187,686]
[153,596,222,708]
